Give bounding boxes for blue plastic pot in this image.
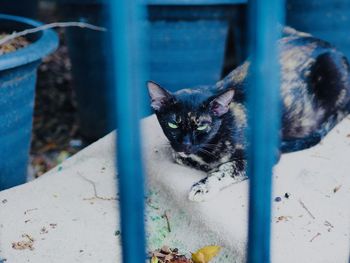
[0,14,58,190]
[148,1,247,91]
[57,0,246,140]
[287,0,350,59]
[57,1,115,141]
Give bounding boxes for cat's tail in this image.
[310,51,350,113]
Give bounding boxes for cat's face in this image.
[147,81,234,155]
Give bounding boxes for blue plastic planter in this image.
[148,1,247,91]
[56,0,246,140]
[57,0,115,141]
[0,14,58,190]
[287,0,350,59]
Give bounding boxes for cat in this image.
[147,27,350,202]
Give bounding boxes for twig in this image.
[162,210,171,233]
[24,208,38,215]
[333,185,342,193]
[309,232,321,242]
[298,199,316,220]
[147,198,160,210]
[78,173,118,201]
[324,220,334,228]
[324,220,334,232]
[0,21,107,46]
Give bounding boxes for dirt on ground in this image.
[30,28,85,177]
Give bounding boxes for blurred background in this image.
[0,0,349,180]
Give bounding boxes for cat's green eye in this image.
[168,122,178,129]
[197,124,208,131]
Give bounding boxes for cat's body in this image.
[148,28,350,201]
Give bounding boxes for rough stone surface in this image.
[0,115,350,262]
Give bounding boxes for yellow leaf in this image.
[192,251,206,263]
[151,256,159,263]
[192,246,221,263]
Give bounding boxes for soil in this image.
[0,7,86,178]
[0,34,29,55]
[24,4,89,178]
[29,28,85,177]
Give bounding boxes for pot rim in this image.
[0,14,58,71]
[57,0,247,5]
[146,0,247,5]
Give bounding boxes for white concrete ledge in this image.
[0,115,350,262]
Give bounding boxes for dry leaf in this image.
[12,234,35,251]
[192,252,206,263]
[151,256,159,263]
[192,246,221,263]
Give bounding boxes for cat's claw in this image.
[188,182,219,202]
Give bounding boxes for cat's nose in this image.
[182,142,192,154]
[182,135,193,154]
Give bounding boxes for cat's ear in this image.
[147,81,173,111]
[209,89,235,116]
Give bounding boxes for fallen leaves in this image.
[191,246,221,263]
[12,234,35,251]
[30,29,83,178]
[276,215,292,223]
[149,245,221,263]
[150,246,191,263]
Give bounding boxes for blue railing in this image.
[247,0,284,262]
[110,0,284,262]
[110,0,148,262]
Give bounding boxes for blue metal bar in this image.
[247,0,284,262]
[109,0,148,262]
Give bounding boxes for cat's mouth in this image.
[171,143,200,156]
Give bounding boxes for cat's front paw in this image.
[188,179,219,202]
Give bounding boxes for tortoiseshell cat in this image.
[147,28,350,202]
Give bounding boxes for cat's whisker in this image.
[201,143,217,148]
[202,146,216,150]
[198,148,216,158]
[202,143,217,146]
[201,144,217,150]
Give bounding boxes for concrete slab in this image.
[0,114,350,262]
